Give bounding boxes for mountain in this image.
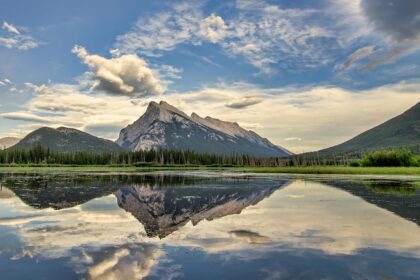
[12,127,124,153]
[319,102,420,154]
[116,101,292,157]
[0,137,20,149]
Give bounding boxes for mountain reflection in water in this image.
[0,173,419,280]
[0,174,288,238]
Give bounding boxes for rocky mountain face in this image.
[116,101,292,157]
[0,137,20,149]
[115,178,289,238]
[12,127,124,153]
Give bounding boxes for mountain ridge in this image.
[116,101,292,157]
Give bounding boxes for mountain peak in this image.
[56,127,80,134]
[191,112,200,119]
[118,101,292,157]
[146,101,189,119]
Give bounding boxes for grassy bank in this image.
[241,166,420,175]
[1,165,420,175]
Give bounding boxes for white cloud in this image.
[115,11,199,56]
[198,14,227,43]
[72,45,164,96]
[0,22,40,50]
[2,21,20,34]
[115,1,334,73]
[3,78,12,85]
[153,64,183,81]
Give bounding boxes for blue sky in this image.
[1,0,419,152]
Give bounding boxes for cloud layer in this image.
[3,79,419,153]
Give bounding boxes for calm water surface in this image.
[0,172,419,279]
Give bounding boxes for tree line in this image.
[0,143,292,166]
[1,143,419,167]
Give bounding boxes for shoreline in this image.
[0,165,420,175]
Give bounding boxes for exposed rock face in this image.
[116,101,292,157]
[115,178,290,238]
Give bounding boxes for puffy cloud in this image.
[199,14,227,43]
[225,96,263,109]
[72,45,164,96]
[0,22,39,50]
[2,21,20,34]
[3,78,12,85]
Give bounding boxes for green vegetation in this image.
[1,143,289,166]
[364,181,419,195]
[240,166,420,175]
[360,149,420,167]
[2,144,420,175]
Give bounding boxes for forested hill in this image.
[12,127,124,153]
[318,102,420,155]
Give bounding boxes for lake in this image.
[0,172,419,279]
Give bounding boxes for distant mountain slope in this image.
[0,137,20,149]
[13,127,124,153]
[116,101,292,157]
[319,102,420,154]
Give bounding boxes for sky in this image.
[0,0,419,153]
